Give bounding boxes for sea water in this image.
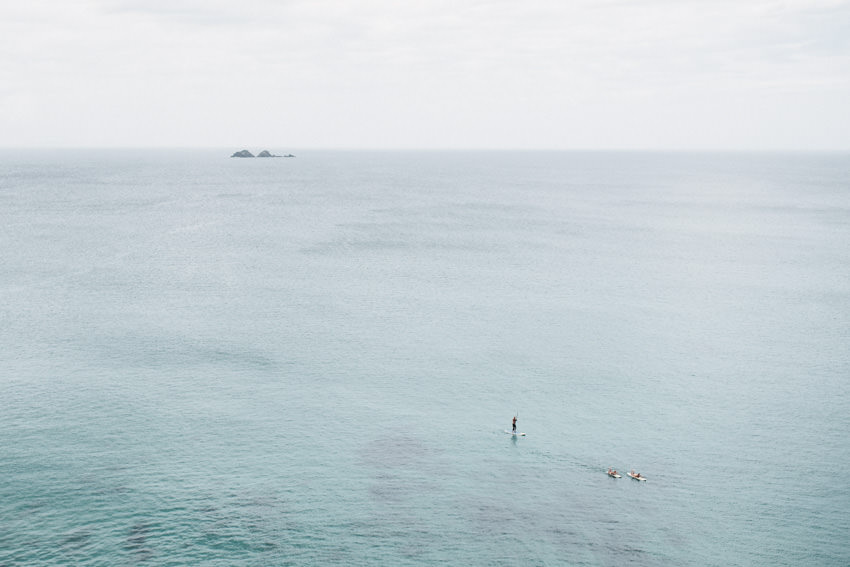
[1,149,848,566]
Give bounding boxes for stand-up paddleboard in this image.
[607,471,621,478]
[627,472,647,481]
[504,430,526,437]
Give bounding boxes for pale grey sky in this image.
[2,0,849,149]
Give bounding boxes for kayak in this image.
[627,473,647,481]
[607,471,621,478]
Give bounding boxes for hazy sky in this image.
[2,0,849,149]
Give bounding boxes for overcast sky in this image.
[2,0,849,149]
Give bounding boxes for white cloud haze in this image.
[2,0,849,149]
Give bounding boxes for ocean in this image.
[1,149,848,565]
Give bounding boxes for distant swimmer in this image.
[512,415,517,433]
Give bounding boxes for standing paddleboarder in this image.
[512,415,517,433]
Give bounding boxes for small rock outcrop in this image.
[231,149,294,158]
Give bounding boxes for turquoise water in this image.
[1,150,848,565]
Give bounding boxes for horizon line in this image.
[2,146,849,153]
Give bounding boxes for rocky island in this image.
[231,149,295,158]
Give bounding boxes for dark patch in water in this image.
[89,332,279,372]
[368,474,409,503]
[60,529,92,551]
[361,435,429,469]
[125,522,154,563]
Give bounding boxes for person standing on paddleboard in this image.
[512,415,517,433]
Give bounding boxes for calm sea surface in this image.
[1,150,848,565]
